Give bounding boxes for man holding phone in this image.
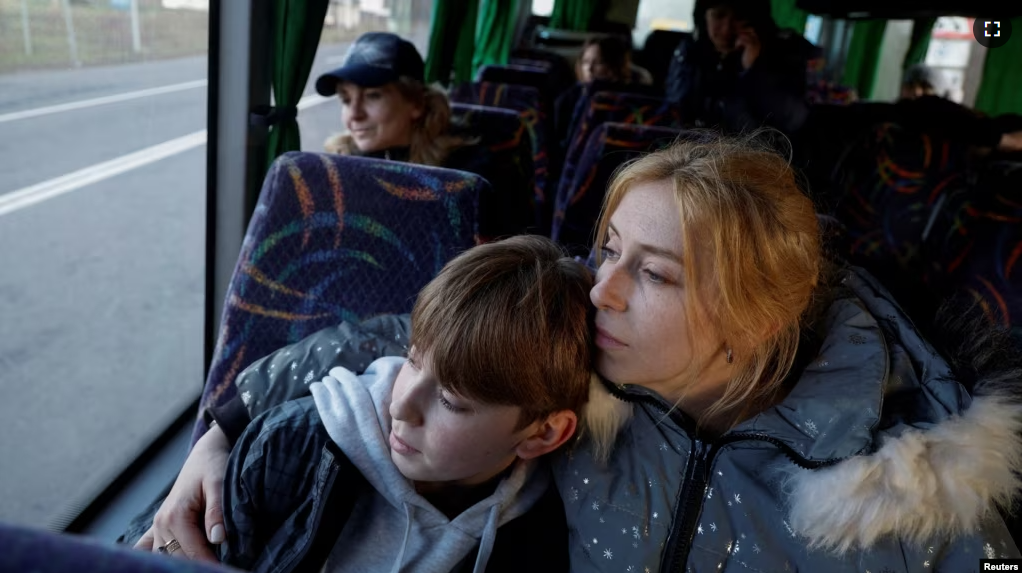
[665,0,814,134]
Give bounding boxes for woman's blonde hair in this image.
[594,132,821,431]
[324,77,471,166]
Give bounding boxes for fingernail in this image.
[210,524,225,544]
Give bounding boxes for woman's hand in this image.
[134,424,231,562]
[735,25,761,70]
[998,131,1022,152]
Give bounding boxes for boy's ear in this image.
[514,410,578,460]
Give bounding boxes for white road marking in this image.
[0,80,208,124]
[0,93,335,217]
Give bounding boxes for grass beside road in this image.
[0,1,208,74]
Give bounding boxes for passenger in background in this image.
[577,36,634,85]
[795,62,1021,178]
[664,0,812,134]
[895,64,1021,153]
[553,36,643,156]
[316,32,472,165]
[315,31,534,239]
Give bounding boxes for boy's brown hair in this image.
[410,235,593,428]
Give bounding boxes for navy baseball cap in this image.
[315,32,425,95]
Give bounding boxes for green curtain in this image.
[771,0,808,34]
[974,18,1022,116]
[473,0,518,71]
[841,19,887,100]
[902,17,936,69]
[263,0,330,189]
[424,0,479,85]
[549,0,597,31]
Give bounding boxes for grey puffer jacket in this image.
[555,266,1021,572]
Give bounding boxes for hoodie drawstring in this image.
[471,505,500,573]
[390,503,414,573]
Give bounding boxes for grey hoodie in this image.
[310,356,551,573]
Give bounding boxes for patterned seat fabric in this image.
[806,79,858,105]
[449,82,552,234]
[925,161,1022,331]
[551,123,685,255]
[804,57,857,105]
[562,82,667,149]
[0,521,234,573]
[450,103,538,238]
[556,91,682,230]
[832,123,971,279]
[194,152,484,443]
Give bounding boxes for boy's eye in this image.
[438,390,467,413]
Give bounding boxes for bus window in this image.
[634,0,694,47]
[532,0,554,18]
[927,17,982,104]
[0,0,209,529]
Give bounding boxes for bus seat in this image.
[561,81,666,148]
[833,123,971,275]
[449,82,551,233]
[953,223,1022,333]
[557,92,681,225]
[509,58,553,71]
[476,64,548,91]
[194,153,485,444]
[450,103,539,238]
[510,47,577,97]
[925,161,1022,331]
[637,30,691,89]
[551,122,684,255]
[0,521,234,572]
[806,79,858,105]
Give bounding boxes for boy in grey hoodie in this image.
[217,235,594,573]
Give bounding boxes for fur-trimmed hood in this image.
[564,266,1020,572]
[776,269,1022,553]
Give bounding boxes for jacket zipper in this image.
[661,438,708,573]
[600,378,851,570]
[661,432,848,572]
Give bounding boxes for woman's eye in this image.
[365,91,382,100]
[600,245,620,260]
[340,97,351,105]
[644,269,667,284]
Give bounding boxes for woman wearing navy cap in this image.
[314,32,535,239]
[315,32,472,166]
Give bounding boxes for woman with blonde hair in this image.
[559,134,1019,570]
[130,134,1020,571]
[315,32,469,166]
[315,31,532,239]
